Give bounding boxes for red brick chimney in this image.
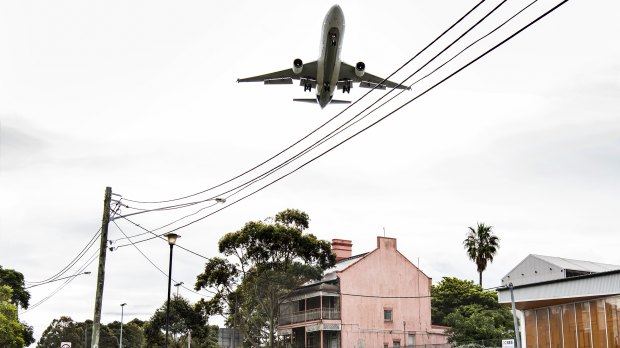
[332,239,352,261]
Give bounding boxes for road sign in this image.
[60,343,72,348]
[502,339,515,348]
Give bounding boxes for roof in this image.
[501,254,620,287]
[531,254,620,273]
[303,253,368,286]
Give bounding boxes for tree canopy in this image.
[144,295,218,348]
[0,266,30,309]
[195,208,335,347]
[463,222,500,286]
[0,265,35,347]
[37,317,145,348]
[0,285,28,348]
[431,277,514,345]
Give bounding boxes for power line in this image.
[112,0,517,232]
[111,220,213,299]
[115,0,569,246]
[304,0,542,150]
[341,293,432,299]
[110,0,491,232]
[114,216,211,261]
[117,0,487,206]
[24,228,101,285]
[112,2,564,247]
[21,247,98,315]
[211,0,512,205]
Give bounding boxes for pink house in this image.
[278,237,448,348]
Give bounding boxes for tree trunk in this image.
[479,271,483,287]
[269,319,274,348]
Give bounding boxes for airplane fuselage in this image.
[316,5,345,108]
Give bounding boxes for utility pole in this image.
[91,187,112,348]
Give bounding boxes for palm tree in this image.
[463,222,500,287]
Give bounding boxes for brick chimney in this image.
[331,239,353,261]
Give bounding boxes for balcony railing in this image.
[279,308,341,325]
[322,308,339,320]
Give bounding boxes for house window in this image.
[393,341,400,348]
[384,309,393,321]
[408,334,415,348]
[384,344,388,348]
[298,299,305,311]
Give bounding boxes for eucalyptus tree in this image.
[0,265,34,346]
[144,295,217,348]
[195,209,335,347]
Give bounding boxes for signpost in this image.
[502,339,515,348]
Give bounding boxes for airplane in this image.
[237,5,409,109]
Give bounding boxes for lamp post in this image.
[165,233,180,348]
[174,282,184,297]
[120,303,127,348]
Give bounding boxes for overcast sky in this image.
[1,0,619,344]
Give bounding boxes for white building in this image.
[497,254,620,348]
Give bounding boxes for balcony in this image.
[279,306,341,325]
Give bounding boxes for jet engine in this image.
[355,62,365,77]
[293,59,303,74]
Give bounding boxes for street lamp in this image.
[174,282,184,297]
[120,303,127,348]
[165,233,180,348]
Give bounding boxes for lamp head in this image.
[121,303,127,307]
[165,233,180,245]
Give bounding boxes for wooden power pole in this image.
[92,187,112,348]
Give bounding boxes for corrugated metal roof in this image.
[532,254,620,272]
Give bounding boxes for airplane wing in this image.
[339,62,409,90]
[238,61,318,84]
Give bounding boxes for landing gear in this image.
[342,80,352,94]
[323,82,331,93]
[331,33,337,46]
[304,83,313,92]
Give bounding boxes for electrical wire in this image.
[212,0,513,204]
[114,0,521,232]
[115,216,211,261]
[341,293,432,299]
[111,220,213,298]
[24,228,101,285]
[289,0,541,155]
[20,247,98,315]
[115,0,570,247]
[118,0,487,206]
[112,0,491,224]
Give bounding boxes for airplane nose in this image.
[317,95,329,109]
[329,5,343,18]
